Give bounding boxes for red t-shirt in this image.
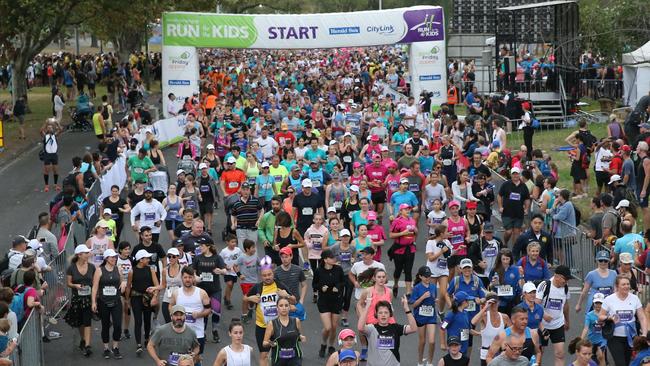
[367,225,387,261]
[365,164,388,193]
[24,287,39,318]
[609,154,623,175]
[221,169,246,195]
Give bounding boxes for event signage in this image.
[162,6,446,116]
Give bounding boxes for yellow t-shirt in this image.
[269,165,289,193]
[92,112,103,136]
[255,282,279,328]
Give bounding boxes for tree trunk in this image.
[90,34,98,48]
[59,33,66,50]
[11,55,29,108]
[113,32,142,63]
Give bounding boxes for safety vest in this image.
[447,86,458,105]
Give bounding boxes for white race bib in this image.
[419,305,434,317]
[333,201,342,209]
[200,272,214,282]
[78,286,91,296]
[465,300,476,312]
[228,182,239,188]
[102,286,117,296]
[497,285,513,297]
[302,207,313,215]
[343,156,352,163]
[460,328,469,341]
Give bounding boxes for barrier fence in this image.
[9,312,44,366]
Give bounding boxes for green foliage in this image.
[580,0,650,60]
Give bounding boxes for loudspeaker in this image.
[504,56,515,74]
[482,50,492,66]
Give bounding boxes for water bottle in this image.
[529,355,537,366]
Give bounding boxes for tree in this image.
[0,0,87,106]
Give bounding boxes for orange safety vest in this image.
[447,86,458,105]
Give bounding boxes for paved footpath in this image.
[0,133,586,365]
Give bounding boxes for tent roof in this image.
[623,40,650,66]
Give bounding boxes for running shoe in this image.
[83,346,92,358]
[319,344,327,358]
[103,349,111,359]
[341,318,349,327]
[212,330,220,343]
[136,345,143,357]
[113,347,123,359]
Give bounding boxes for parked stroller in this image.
[67,106,93,132]
[148,170,169,203]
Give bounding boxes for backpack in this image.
[0,252,10,274]
[10,285,29,323]
[539,279,568,308]
[62,171,80,191]
[520,256,545,273]
[101,105,110,120]
[83,169,95,188]
[27,224,39,240]
[579,131,598,153]
[453,274,481,294]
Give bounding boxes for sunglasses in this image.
[506,344,524,352]
[167,255,179,259]
[598,259,609,263]
[287,191,295,194]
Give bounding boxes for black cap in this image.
[173,238,184,247]
[417,266,432,277]
[241,182,251,189]
[12,236,27,247]
[483,223,495,232]
[554,265,574,280]
[144,186,154,193]
[130,138,138,144]
[360,246,375,255]
[197,236,214,246]
[447,336,461,345]
[321,249,335,259]
[139,226,152,233]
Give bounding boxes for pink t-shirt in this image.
[447,216,467,255]
[305,225,328,259]
[365,164,388,193]
[385,173,401,201]
[367,225,387,261]
[349,174,364,187]
[365,285,396,324]
[24,287,39,318]
[390,216,417,255]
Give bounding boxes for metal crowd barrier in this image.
[41,224,75,320]
[9,312,44,366]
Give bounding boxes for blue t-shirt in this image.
[350,211,369,233]
[409,282,438,325]
[419,156,435,176]
[443,311,470,354]
[614,233,645,257]
[584,310,605,347]
[390,191,419,216]
[392,132,409,153]
[516,257,551,283]
[584,269,617,307]
[518,301,544,330]
[632,349,650,366]
[490,266,521,307]
[447,275,486,319]
[304,148,327,163]
[255,174,275,201]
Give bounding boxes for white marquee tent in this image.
[623,40,650,106]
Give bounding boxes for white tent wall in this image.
[622,40,650,107]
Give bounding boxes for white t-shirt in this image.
[602,293,642,337]
[426,239,452,277]
[594,147,613,172]
[219,246,243,277]
[426,210,447,234]
[350,260,385,300]
[536,277,570,330]
[255,136,279,159]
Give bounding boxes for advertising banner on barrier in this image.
[161,6,446,117]
[409,41,448,110]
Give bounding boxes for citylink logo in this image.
[366,25,395,35]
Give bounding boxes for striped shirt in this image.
[231,196,262,229]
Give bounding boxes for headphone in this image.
[337,331,358,346]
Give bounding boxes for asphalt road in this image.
[0,131,590,365]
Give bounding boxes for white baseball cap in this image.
[167,247,180,256]
[615,199,630,209]
[339,229,351,237]
[327,206,337,213]
[103,208,112,215]
[349,185,360,192]
[95,220,110,229]
[593,292,605,304]
[522,282,537,293]
[226,156,237,164]
[608,174,621,185]
[261,161,270,168]
[301,179,313,188]
[459,258,473,268]
[176,169,185,176]
[206,144,215,150]
[103,249,118,257]
[510,167,521,174]
[198,163,208,170]
[28,239,42,251]
[135,249,153,261]
[74,245,91,255]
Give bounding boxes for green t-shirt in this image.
[128,155,154,183]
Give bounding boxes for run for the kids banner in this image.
[161,6,446,116]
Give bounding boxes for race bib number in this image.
[409,183,419,192]
[334,201,342,209]
[443,159,452,166]
[247,177,256,185]
[106,229,113,237]
[497,285,513,297]
[263,305,278,318]
[509,192,521,201]
[388,181,399,191]
[111,213,119,220]
[377,335,395,350]
[451,235,464,245]
[437,258,448,269]
[262,183,272,190]
[547,298,563,311]
[144,212,156,221]
[134,167,144,174]
[419,305,434,317]
[617,310,634,322]
[279,348,296,359]
[312,240,322,250]
[460,329,469,341]
[274,175,283,183]
[200,272,214,282]
[343,156,352,163]
[465,300,476,312]
[200,185,210,192]
[311,179,321,187]
[228,182,239,188]
[302,207,313,215]
[93,254,104,263]
[596,286,612,296]
[78,286,91,296]
[168,210,179,221]
[185,313,195,323]
[167,353,181,366]
[102,286,117,296]
[339,252,351,262]
[469,234,479,242]
[483,247,497,257]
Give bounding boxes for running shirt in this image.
[409,282,437,325]
[219,246,243,277]
[364,323,407,366]
[426,239,452,277]
[175,286,205,338]
[602,292,642,337]
[247,281,290,328]
[447,217,467,256]
[536,277,570,330]
[224,345,252,366]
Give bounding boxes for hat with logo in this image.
[459,258,473,268]
[400,177,409,184]
[596,250,610,261]
[144,185,154,193]
[261,161,270,168]
[279,246,293,256]
[447,336,462,346]
[226,156,237,164]
[135,249,153,261]
[399,203,411,210]
[483,223,495,232]
[176,169,185,176]
[103,208,112,216]
[417,266,432,278]
[206,144,215,150]
[327,206,337,213]
[593,292,605,304]
[554,265,574,279]
[241,182,251,189]
[349,185,360,192]
[339,229,351,237]
[619,252,634,264]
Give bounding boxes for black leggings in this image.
[393,251,415,282]
[341,276,354,312]
[99,300,122,343]
[310,259,320,292]
[130,296,153,346]
[162,301,171,324]
[114,219,124,243]
[607,336,632,366]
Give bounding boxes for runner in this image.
[263,297,307,366]
[147,304,200,366]
[116,241,132,341]
[325,329,360,366]
[437,336,470,366]
[192,236,227,343]
[488,248,521,315]
[575,250,617,313]
[212,320,254,366]
[64,245,96,357]
[163,183,185,240]
[231,182,263,251]
[536,265,573,366]
[160,247,184,323]
[273,247,307,319]
[487,307,542,363]
[272,212,304,266]
[126,249,160,356]
[219,234,243,311]
[86,220,114,267]
[329,229,356,328]
[40,122,61,193]
[426,224,452,314]
[389,203,418,297]
[91,248,123,359]
[409,266,438,366]
[197,163,219,232]
[442,200,470,277]
[471,293,511,366]
[313,249,345,358]
[169,266,212,356]
[130,186,166,243]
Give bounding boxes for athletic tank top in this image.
[166,196,183,222]
[245,162,260,186]
[176,286,205,338]
[276,228,299,259]
[150,150,162,165]
[182,187,200,211]
[365,286,395,324]
[163,264,183,303]
[480,311,505,360]
[505,327,534,360]
[225,345,252,366]
[328,184,347,210]
[271,317,302,363]
[465,215,482,243]
[98,265,121,305]
[447,217,467,255]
